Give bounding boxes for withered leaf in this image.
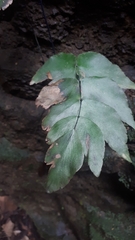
[36,82,65,109]
[0,196,17,214]
[2,218,14,238]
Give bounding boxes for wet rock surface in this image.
[1,0,135,239]
[0,0,135,99]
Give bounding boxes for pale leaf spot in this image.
[46,72,53,80]
[42,125,51,131]
[46,160,55,169]
[80,71,85,78]
[49,144,54,150]
[55,154,61,159]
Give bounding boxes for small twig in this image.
[39,0,55,55]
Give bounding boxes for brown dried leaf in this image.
[20,236,29,240]
[0,196,17,214]
[2,218,14,238]
[36,81,65,109]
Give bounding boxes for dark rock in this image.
[1,1,135,239]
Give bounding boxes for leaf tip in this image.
[89,165,102,178]
[29,80,35,85]
[122,153,132,163]
[0,0,13,10]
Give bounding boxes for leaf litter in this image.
[0,196,43,240]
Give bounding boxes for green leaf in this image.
[30,53,76,85]
[0,0,13,10]
[80,99,131,162]
[32,52,135,192]
[77,52,135,89]
[81,77,135,129]
[76,117,105,177]
[45,130,84,192]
